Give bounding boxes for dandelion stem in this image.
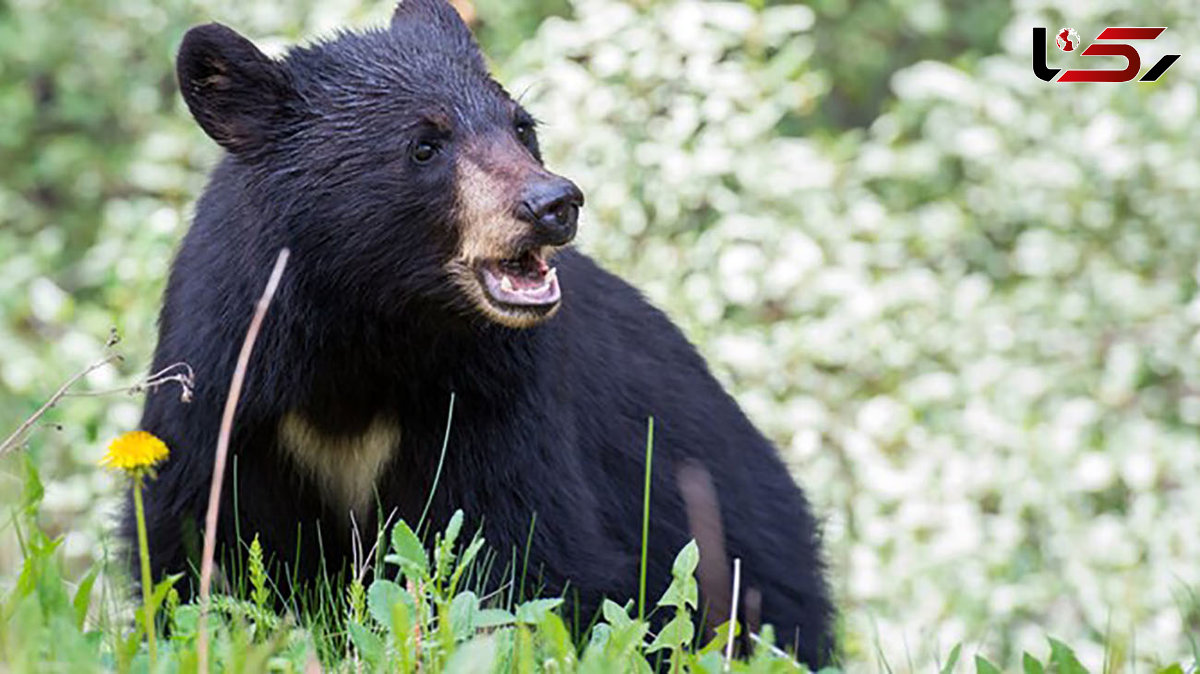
[132,474,158,667]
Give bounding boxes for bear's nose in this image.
[520,176,583,246]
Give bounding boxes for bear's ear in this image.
[391,0,485,69]
[391,0,474,38]
[391,0,447,28]
[176,23,301,155]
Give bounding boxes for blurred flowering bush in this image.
[509,0,1200,669]
[2,0,1199,670]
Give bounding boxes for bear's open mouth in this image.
[476,249,560,310]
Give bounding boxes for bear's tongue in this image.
[481,251,560,307]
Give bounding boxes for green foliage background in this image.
[2,0,1199,670]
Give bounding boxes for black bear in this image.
[129,0,833,665]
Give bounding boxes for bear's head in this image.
[176,0,583,328]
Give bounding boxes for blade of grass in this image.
[417,391,456,534]
[518,512,537,604]
[639,416,655,623]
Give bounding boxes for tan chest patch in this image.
[277,413,401,521]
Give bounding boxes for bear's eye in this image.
[515,121,536,150]
[412,140,440,165]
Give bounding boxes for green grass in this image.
[639,416,654,625]
[2,453,1195,673]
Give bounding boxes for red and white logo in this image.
[1055,27,1080,52]
[1033,26,1180,83]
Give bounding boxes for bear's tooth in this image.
[500,276,515,293]
[546,267,558,283]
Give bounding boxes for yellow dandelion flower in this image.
[101,430,170,473]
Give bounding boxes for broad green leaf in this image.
[1048,638,1089,674]
[693,651,724,673]
[1022,652,1046,674]
[388,520,428,579]
[515,597,563,624]
[173,605,199,636]
[539,610,575,662]
[606,620,651,661]
[71,565,100,630]
[134,573,181,636]
[444,509,464,548]
[367,579,415,632]
[974,655,1003,674]
[657,540,700,609]
[672,539,700,579]
[602,598,633,627]
[474,608,516,629]
[348,621,386,668]
[21,455,45,518]
[586,622,612,653]
[515,626,536,674]
[698,619,740,656]
[656,574,698,611]
[646,612,694,653]
[458,535,485,570]
[939,643,962,674]
[449,590,479,640]
[435,511,466,581]
[449,536,486,595]
[445,634,498,674]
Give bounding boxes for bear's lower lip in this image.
[477,251,560,308]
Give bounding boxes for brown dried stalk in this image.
[62,361,196,402]
[0,353,123,457]
[196,248,290,672]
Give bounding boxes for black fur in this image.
[129,0,833,665]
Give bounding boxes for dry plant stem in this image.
[62,362,196,401]
[196,248,290,673]
[0,353,122,457]
[725,557,741,670]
